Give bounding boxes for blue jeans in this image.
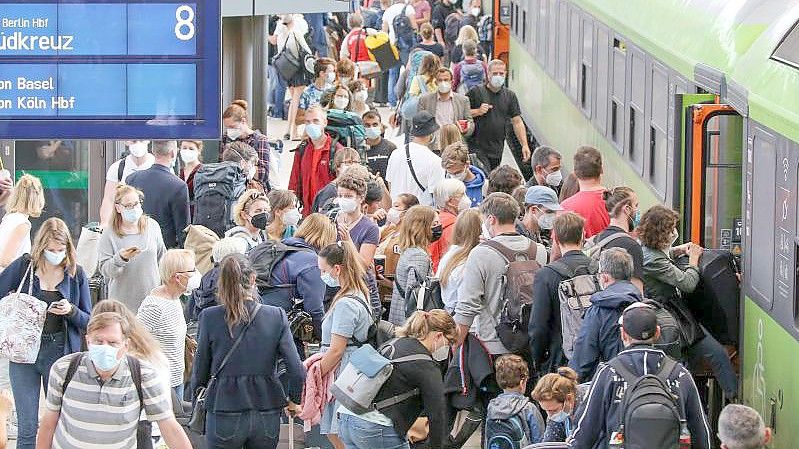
[339,413,410,449]
[206,409,281,449]
[268,65,288,119]
[686,326,738,398]
[387,48,410,107]
[10,333,65,449]
[173,384,184,401]
[305,13,328,57]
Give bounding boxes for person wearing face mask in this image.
[290,106,346,215]
[569,248,642,382]
[311,148,363,214]
[531,366,580,443]
[388,206,440,324]
[337,310,456,449]
[226,190,270,252]
[300,58,337,119]
[375,194,420,303]
[191,254,305,449]
[178,140,204,218]
[386,110,446,206]
[222,142,265,193]
[429,178,468,271]
[436,208,481,313]
[99,140,155,227]
[270,13,312,141]
[441,141,485,206]
[363,111,396,177]
[328,84,354,112]
[137,249,197,398]
[517,185,562,248]
[467,59,530,171]
[98,185,167,312]
[221,99,273,186]
[453,193,547,354]
[266,189,301,240]
[591,186,645,292]
[0,218,91,449]
[419,67,474,134]
[127,140,190,249]
[315,241,375,449]
[39,312,192,449]
[348,79,372,116]
[638,206,738,399]
[526,146,563,193]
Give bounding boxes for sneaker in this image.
[7,421,17,440]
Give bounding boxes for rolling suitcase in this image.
[684,249,740,345]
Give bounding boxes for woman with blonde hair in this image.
[0,174,45,270]
[0,217,90,449]
[438,123,462,153]
[225,189,270,251]
[408,53,441,98]
[388,205,440,324]
[450,26,484,65]
[192,253,304,449]
[531,367,580,442]
[97,184,166,312]
[436,208,482,313]
[338,310,455,449]
[316,241,373,449]
[294,213,338,250]
[137,249,199,398]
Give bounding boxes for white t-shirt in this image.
[0,212,31,263]
[386,141,444,206]
[274,15,312,56]
[105,154,155,184]
[383,2,416,43]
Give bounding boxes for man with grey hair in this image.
[718,404,772,449]
[127,140,190,248]
[569,247,642,381]
[526,146,563,193]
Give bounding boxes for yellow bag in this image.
[365,32,400,70]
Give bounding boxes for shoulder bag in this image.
[188,304,263,434]
[0,261,47,363]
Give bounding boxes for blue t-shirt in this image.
[321,293,373,374]
[299,83,330,110]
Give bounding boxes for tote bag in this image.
[0,261,47,363]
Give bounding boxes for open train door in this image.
[679,96,744,254]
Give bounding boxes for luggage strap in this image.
[406,143,426,192]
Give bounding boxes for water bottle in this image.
[679,420,692,449]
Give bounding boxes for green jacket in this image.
[641,246,700,301]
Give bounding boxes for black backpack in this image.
[393,5,416,50]
[249,240,314,292]
[609,356,683,449]
[192,162,247,237]
[485,414,528,449]
[643,299,684,360]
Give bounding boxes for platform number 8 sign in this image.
[175,5,196,41]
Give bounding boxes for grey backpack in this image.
[552,232,629,360]
[330,341,431,414]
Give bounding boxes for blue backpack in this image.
[485,414,529,449]
[393,4,416,50]
[459,60,486,93]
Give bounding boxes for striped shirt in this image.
[45,353,173,449]
[137,295,187,387]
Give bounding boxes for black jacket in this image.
[376,337,448,449]
[568,345,711,449]
[528,250,592,373]
[444,333,497,410]
[127,163,190,249]
[186,264,221,322]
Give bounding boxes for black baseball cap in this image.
[618,302,658,340]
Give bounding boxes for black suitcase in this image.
[684,249,740,345]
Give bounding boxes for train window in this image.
[772,19,799,69]
[649,64,669,197]
[581,64,588,108]
[703,115,743,250]
[537,0,548,64]
[594,26,610,133]
[611,101,619,143]
[629,107,636,159]
[750,132,776,304]
[546,0,557,75]
[523,10,527,43]
[556,2,568,87]
[580,18,593,116]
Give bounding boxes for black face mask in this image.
[251,212,270,230]
[431,224,443,242]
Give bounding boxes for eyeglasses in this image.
[116,201,140,210]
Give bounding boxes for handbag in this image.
[188,304,262,434]
[0,261,46,363]
[273,34,303,81]
[75,223,102,276]
[287,302,316,343]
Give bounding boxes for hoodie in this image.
[569,280,642,382]
[464,165,486,206]
[486,392,545,447]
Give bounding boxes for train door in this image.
[492,0,511,63]
[680,97,744,254]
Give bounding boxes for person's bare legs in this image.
[287,86,305,140]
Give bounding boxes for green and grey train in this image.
[506,0,799,446]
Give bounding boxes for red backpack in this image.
[347,30,371,63]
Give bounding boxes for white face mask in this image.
[471,7,480,16]
[438,81,452,94]
[226,128,242,140]
[545,169,563,187]
[333,96,349,110]
[185,271,202,292]
[458,195,472,211]
[283,208,301,227]
[386,207,402,225]
[129,142,148,158]
[325,72,336,84]
[247,165,257,180]
[44,250,66,266]
[448,169,468,181]
[337,197,359,213]
[432,340,450,361]
[180,149,199,164]
[355,90,368,103]
[537,212,556,230]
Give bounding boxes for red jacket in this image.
[429,209,457,272]
[289,135,342,215]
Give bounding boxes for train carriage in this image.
[506,0,799,446]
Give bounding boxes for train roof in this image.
[573,0,799,142]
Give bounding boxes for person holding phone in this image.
[98,184,166,312]
[0,217,91,449]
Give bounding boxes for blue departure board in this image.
[0,1,221,139]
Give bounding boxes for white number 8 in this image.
[175,5,195,41]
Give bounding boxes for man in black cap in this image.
[385,110,445,206]
[568,302,712,449]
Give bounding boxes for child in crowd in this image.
[485,355,545,449]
